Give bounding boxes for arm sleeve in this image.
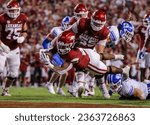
[42,38,51,49]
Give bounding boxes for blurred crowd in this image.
[0,0,149,87]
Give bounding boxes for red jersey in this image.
[71,18,110,49]
[0,13,28,50]
[137,25,150,52]
[61,48,90,70]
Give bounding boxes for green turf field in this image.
[0,87,150,107]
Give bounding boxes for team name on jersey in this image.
[79,31,99,47]
[6,24,22,29]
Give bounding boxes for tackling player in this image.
[68,9,130,98]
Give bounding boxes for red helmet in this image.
[73,3,88,19]
[6,0,21,18]
[143,13,150,27]
[57,31,75,55]
[91,10,106,31]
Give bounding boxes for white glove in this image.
[114,54,124,60]
[0,42,10,53]
[39,49,49,64]
[39,49,54,69]
[17,36,25,43]
[139,47,146,60]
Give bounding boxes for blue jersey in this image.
[42,27,64,66]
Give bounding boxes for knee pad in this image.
[7,71,18,78]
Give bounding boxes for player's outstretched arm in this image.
[39,49,73,75]
[100,53,124,60]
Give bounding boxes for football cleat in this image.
[57,88,66,96]
[46,83,55,94]
[1,89,11,96]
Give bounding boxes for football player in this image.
[68,9,130,98]
[137,13,150,82]
[106,21,134,47]
[69,3,89,25]
[106,73,150,100]
[42,16,72,96]
[68,3,95,97]
[0,0,28,96]
[40,30,130,98]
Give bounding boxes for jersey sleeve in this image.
[103,26,110,39]
[67,50,79,63]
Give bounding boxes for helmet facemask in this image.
[57,41,74,55]
[6,7,20,18]
[74,11,88,20]
[90,17,106,31]
[143,17,150,27]
[107,74,123,93]
[121,30,134,43]
[119,21,134,43]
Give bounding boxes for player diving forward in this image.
[42,16,72,95]
[106,73,150,100]
[40,30,131,98]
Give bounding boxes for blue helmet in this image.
[107,74,123,93]
[143,13,150,27]
[119,21,134,43]
[61,16,70,31]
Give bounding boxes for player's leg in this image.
[47,72,60,94]
[2,48,20,96]
[75,71,86,98]
[0,53,7,95]
[57,73,67,96]
[83,73,95,96]
[85,49,110,98]
[137,57,146,81]
[145,52,150,80]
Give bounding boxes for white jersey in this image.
[119,78,149,99]
[51,26,63,37]
[145,26,150,39]
[108,26,120,45]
